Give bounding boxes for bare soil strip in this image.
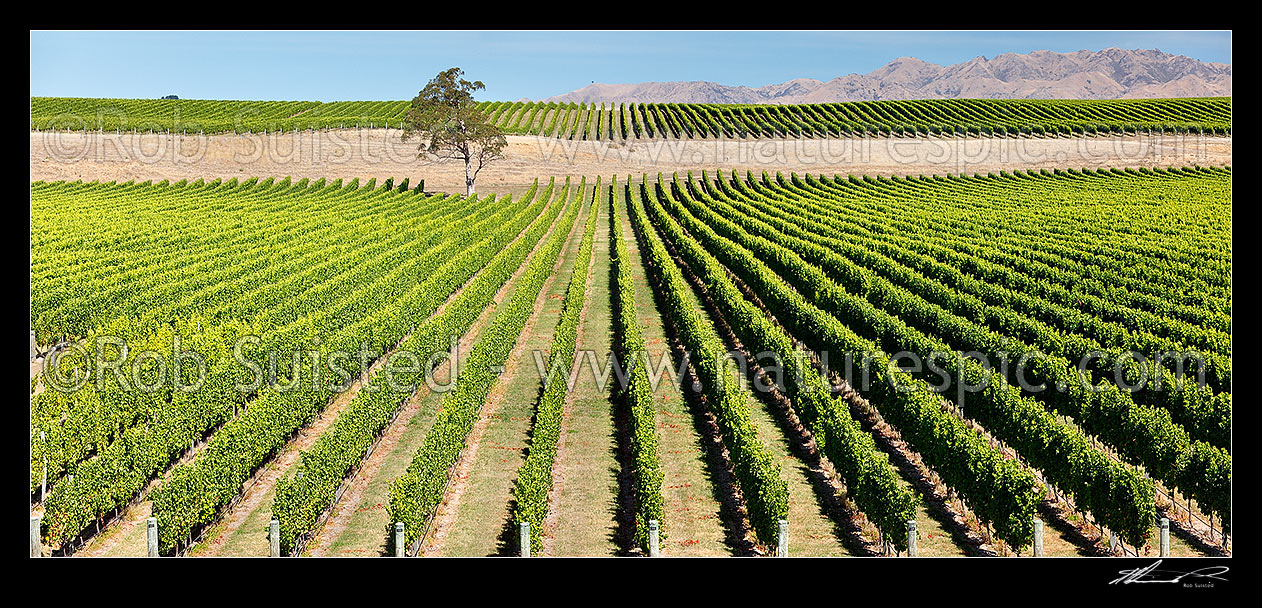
[545,203,621,556]
[618,205,731,557]
[743,386,855,556]
[31,131,1230,195]
[421,200,587,557]
[30,358,44,398]
[74,503,151,557]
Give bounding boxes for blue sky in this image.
[30,31,1231,102]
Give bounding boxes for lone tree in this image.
[402,67,507,196]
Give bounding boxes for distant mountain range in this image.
[542,48,1231,104]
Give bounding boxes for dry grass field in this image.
[30,130,1231,194]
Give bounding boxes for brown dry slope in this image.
[31,131,1230,194]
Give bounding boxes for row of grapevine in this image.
[384,179,586,552]
[32,96,1231,138]
[608,177,666,553]
[510,178,601,553]
[650,174,1157,546]
[270,181,566,553]
[143,187,545,554]
[683,172,1229,527]
[626,178,790,546]
[634,177,922,547]
[30,97,417,134]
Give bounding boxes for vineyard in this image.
[29,165,1230,558]
[31,96,1232,138]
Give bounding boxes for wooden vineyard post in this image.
[269,520,280,557]
[41,430,47,503]
[30,515,42,557]
[907,520,917,556]
[519,522,530,557]
[395,522,405,557]
[1033,519,1044,557]
[1159,518,1170,557]
[776,519,788,557]
[648,520,660,557]
[147,517,159,557]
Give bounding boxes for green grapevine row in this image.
[32,96,1231,138]
[627,176,789,546]
[270,181,565,553]
[636,177,923,548]
[651,174,1156,545]
[384,179,585,552]
[146,187,544,554]
[608,177,666,553]
[510,178,601,553]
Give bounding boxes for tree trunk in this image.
[465,154,475,196]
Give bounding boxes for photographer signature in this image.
[1110,560,1229,585]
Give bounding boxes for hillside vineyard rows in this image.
[31,96,1231,138]
[29,165,1230,557]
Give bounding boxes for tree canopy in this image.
[402,67,506,196]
